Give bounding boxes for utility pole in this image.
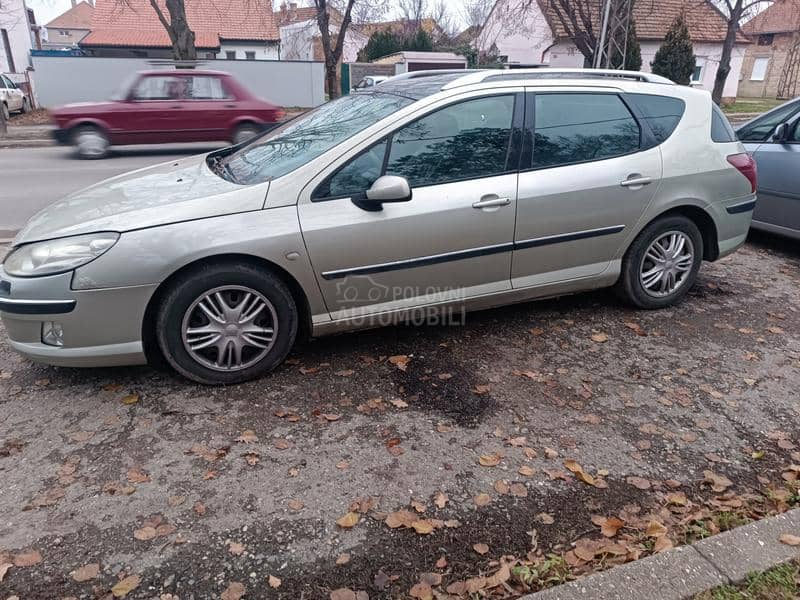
[593,0,634,69]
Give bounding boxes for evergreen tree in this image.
[358,30,403,62]
[623,20,642,71]
[651,13,696,85]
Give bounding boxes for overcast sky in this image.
[27,0,472,29]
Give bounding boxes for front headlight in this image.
[3,232,120,277]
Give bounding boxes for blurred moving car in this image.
[352,75,388,92]
[736,97,800,240]
[1,74,31,119]
[50,70,285,158]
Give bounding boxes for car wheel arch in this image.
[634,205,719,262]
[141,253,312,368]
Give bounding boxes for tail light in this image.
[273,109,286,122]
[727,153,757,193]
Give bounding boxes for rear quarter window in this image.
[711,104,737,142]
[626,93,685,143]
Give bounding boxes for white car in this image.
[0,74,30,119]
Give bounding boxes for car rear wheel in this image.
[615,215,703,309]
[73,125,110,159]
[231,122,261,146]
[155,263,298,384]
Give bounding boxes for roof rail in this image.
[381,69,482,84]
[442,68,675,89]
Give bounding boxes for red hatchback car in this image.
[51,70,285,158]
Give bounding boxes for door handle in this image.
[225,103,237,108]
[620,176,652,187]
[169,105,184,109]
[472,197,511,209]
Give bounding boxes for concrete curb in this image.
[524,509,800,600]
[0,139,54,149]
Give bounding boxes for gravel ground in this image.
[0,232,798,599]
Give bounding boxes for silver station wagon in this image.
[0,69,757,384]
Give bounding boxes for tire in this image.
[1,103,8,121]
[615,215,703,309]
[155,262,298,385]
[231,122,261,146]
[72,124,110,159]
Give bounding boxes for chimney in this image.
[71,0,77,6]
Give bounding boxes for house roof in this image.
[45,1,93,30]
[539,0,748,44]
[742,0,800,35]
[81,0,279,49]
[275,5,343,27]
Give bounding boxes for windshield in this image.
[217,92,414,185]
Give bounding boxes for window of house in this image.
[532,93,640,169]
[226,50,236,60]
[59,30,70,36]
[691,64,703,83]
[245,51,256,60]
[385,95,516,187]
[757,34,774,46]
[751,57,769,81]
[626,94,685,144]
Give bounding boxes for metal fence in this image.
[31,55,325,108]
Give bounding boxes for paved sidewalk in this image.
[528,509,800,600]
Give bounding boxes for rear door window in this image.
[627,93,685,143]
[532,93,640,169]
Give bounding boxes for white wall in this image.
[0,0,34,74]
[640,41,745,98]
[279,19,367,63]
[544,42,585,67]
[31,55,325,107]
[218,41,280,61]
[476,0,554,64]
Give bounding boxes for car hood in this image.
[14,154,266,245]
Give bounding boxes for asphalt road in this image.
[0,144,223,238]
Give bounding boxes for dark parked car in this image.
[50,70,285,158]
[736,97,800,240]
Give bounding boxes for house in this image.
[43,0,94,50]
[739,0,800,98]
[1,0,41,75]
[477,0,749,100]
[80,0,280,60]
[275,2,367,63]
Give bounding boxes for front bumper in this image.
[0,267,156,368]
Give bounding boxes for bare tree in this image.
[709,0,778,105]
[117,0,196,60]
[461,0,494,29]
[547,0,602,65]
[398,0,428,23]
[430,0,459,38]
[314,0,357,99]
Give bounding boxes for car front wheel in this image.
[156,263,298,384]
[73,125,110,159]
[615,215,703,309]
[231,122,261,145]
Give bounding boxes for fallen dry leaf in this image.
[0,562,10,582]
[71,563,100,582]
[330,589,359,600]
[228,541,245,556]
[779,534,800,546]
[235,430,258,444]
[336,553,351,565]
[412,520,434,535]
[274,438,292,450]
[121,394,139,405]
[544,447,558,459]
[13,549,42,567]
[111,575,141,597]
[494,480,510,495]
[623,321,647,336]
[390,399,408,409]
[537,512,555,525]
[473,384,491,395]
[646,520,668,538]
[626,476,651,490]
[473,493,491,507]
[434,491,448,509]
[591,332,609,343]
[69,430,94,443]
[268,574,282,588]
[478,453,502,467]
[703,470,733,492]
[509,483,528,497]
[133,526,157,541]
[598,516,625,537]
[288,499,304,511]
[473,542,489,555]
[654,536,673,552]
[220,581,246,600]
[127,467,150,484]
[103,481,135,496]
[518,465,536,477]
[336,512,360,529]
[388,355,410,371]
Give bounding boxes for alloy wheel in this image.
[76,129,109,157]
[181,285,278,372]
[639,231,695,298]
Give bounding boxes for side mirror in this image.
[352,176,412,211]
[773,122,790,143]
